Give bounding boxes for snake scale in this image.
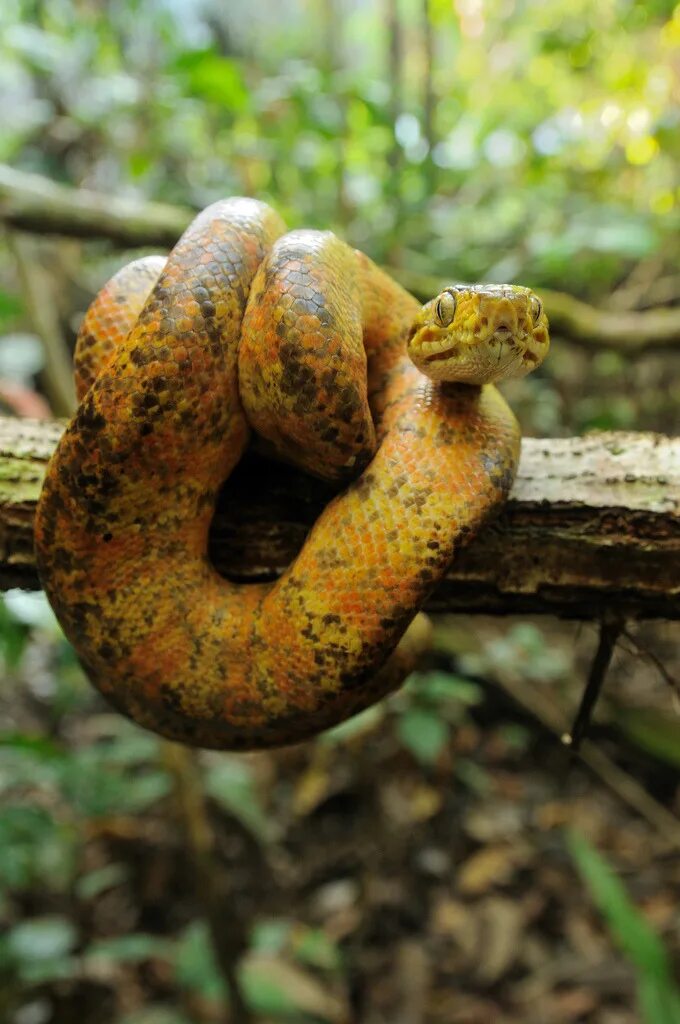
[35,198,549,750]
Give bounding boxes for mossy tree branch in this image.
[1,417,678,618]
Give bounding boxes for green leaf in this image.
[240,953,345,1021]
[321,704,384,745]
[101,728,161,766]
[406,670,483,706]
[205,759,272,843]
[251,920,343,974]
[568,830,680,1024]
[0,805,76,893]
[7,916,77,960]
[174,920,226,1001]
[638,973,680,1024]
[0,597,29,669]
[123,771,172,812]
[250,919,291,956]
[57,746,169,818]
[0,733,62,759]
[3,590,58,631]
[86,934,171,965]
[397,708,449,765]
[292,927,342,973]
[613,707,680,769]
[117,1010,193,1024]
[174,50,249,111]
[76,862,129,900]
[0,291,24,327]
[455,758,492,795]
[239,960,303,1018]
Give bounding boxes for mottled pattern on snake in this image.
[35,197,549,750]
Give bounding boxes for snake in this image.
[34,198,549,750]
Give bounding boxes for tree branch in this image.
[0,163,192,248]
[2,163,678,352]
[1,417,678,618]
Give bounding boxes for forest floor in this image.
[1,608,678,1024]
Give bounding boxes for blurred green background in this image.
[0,2,679,1023]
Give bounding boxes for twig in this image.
[606,254,666,311]
[621,628,680,704]
[563,615,623,750]
[161,742,252,1024]
[7,231,76,416]
[486,669,680,851]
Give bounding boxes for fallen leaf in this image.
[475,896,524,983]
[240,952,348,1022]
[457,845,521,895]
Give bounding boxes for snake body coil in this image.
[35,198,549,750]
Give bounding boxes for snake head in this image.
[407,283,549,385]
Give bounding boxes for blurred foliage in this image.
[1,0,679,438]
[1,0,679,291]
[0,592,351,1021]
[0,1,679,1020]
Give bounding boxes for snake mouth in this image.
[424,331,520,363]
[424,345,458,363]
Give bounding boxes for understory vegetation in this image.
[0,1,678,1022]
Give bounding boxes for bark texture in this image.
[0,417,677,618]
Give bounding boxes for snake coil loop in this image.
[35,198,548,750]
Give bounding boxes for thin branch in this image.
[7,231,76,417]
[606,254,666,310]
[622,628,680,703]
[563,615,624,750]
[0,163,192,247]
[487,668,680,851]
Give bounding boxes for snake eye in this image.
[529,295,542,323]
[435,291,457,327]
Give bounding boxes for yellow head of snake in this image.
[407,283,549,385]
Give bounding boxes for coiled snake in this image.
[35,198,549,750]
